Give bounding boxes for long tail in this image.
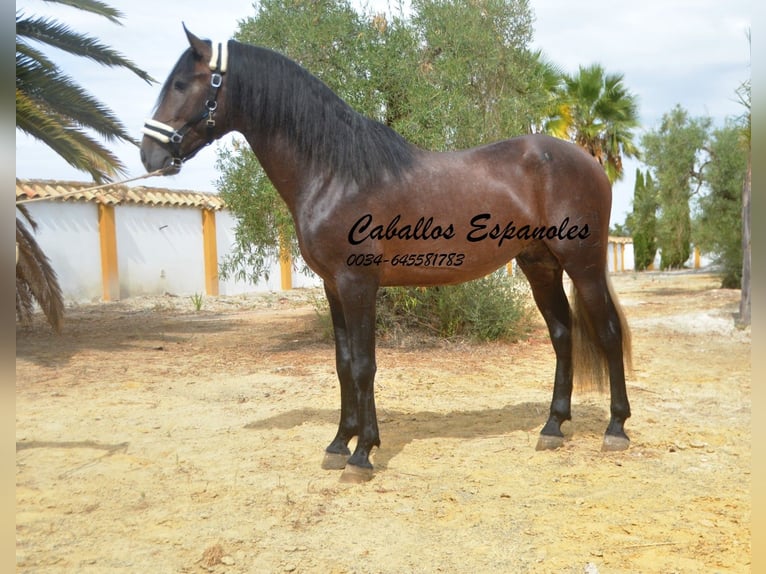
[570,275,632,393]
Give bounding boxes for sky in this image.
[15,0,751,227]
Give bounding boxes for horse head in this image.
[140,26,229,175]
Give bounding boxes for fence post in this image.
[279,231,292,290]
[98,203,119,301]
[202,209,219,296]
[620,242,625,272]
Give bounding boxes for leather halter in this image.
[142,41,228,169]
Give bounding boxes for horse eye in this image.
[173,80,187,92]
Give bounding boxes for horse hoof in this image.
[602,435,630,452]
[321,452,349,470]
[339,464,374,484]
[536,434,564,451]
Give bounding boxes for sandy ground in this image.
[16,271,750,573]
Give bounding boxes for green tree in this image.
[364,10,443,149]
[410,0,542,148]
[627,168,658,270]
[609,222,630,237]
[694,121,747,287]
[216,140,299,283]
[546,63,640,183]
[641,105,710,270]
[16,1,154,330]
[527,49,566,135]
[235,0,371,108]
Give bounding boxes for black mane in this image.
[226,41,417,187]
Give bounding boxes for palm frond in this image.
[16,89,125,182]
[16,213,65,332]
[17,52,138,145]
[16,204,37,230]
[15,38,57,71]
[545,102,572,140]
[16,15,154,84]
[546,62,640,182]
[15,0,156,329]
[34,0,124,25]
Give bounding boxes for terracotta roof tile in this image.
[16,179,226,210]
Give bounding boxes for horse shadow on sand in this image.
[245,401,609,472]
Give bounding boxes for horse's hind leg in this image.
[568,269,631,451]
[516,249,574,450]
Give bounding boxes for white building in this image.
[16,179,320,303]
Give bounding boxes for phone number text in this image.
[346,253,466,267]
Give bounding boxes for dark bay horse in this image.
[141,28,633,482]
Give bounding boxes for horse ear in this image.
[182,23,210,59]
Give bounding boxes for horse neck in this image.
[224,47,329,212]
[242,131,309,214]
[223,42,416,213]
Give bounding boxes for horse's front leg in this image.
[324,278,380,483]
[321,284,358,470]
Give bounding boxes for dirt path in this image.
[16,272,750,573]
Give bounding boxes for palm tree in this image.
[16,0,154,331]
[16,205,65,333]
[16,1,154,181]
[546,63,640,183]
[525,49,566,135]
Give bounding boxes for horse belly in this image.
[375,239,523,287]
[381,260,517,287]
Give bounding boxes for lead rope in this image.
[15,167,169,206]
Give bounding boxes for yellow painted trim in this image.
[202,209,219,296]
[98,203,119,301]
[619,243,625,272]
[280,257,292,291]
[279,231,292,291]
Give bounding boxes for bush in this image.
[387,271,533,342]
[314,269,534,344]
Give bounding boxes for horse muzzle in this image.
[140,136,182,175]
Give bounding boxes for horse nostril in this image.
[140,149,146,166]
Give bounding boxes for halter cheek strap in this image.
[142,41,228,168]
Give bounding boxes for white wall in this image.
[607,242,635,272]
[23,202,103,302]
[22,200,321,302]
[115,204,205,297]
[215,209,282,295]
